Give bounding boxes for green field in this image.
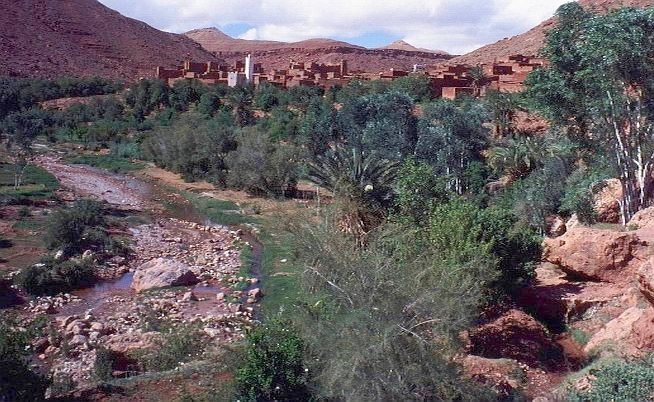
[0,163,59,202]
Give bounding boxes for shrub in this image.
[561,161,614,224]
[235,318,310,401]
[140,113,235,183]
[394,157,448,224]
[43,199,109,257]
[225,127,301,196]
[566,357,654,401]
[15,257,96,296]
[0,313,50,401]
[93,346,122,382]
[428,200,541,297]
[290,217,496,401]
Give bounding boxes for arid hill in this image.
[378,40,449,55]
[0,0,220,80]
[448,0,654,66]
[185,27,451,73]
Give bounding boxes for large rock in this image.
[584,307,645,354]
[638,257,654,305]
[628,205,654,229]
[543,227,645,282]
[104,332,158,354]
[468,308,563,369]
[131,258,199,292]
[593,179,622,224]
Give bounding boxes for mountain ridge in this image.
[0,0,220,80]
[448,0,654,66]
[184,27,451,73]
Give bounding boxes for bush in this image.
[428,200,541,297]
[94,346,122,382]
[561,161,614,224]
[394,157,448,224]
[140,113,235,183]
[15,257,96,296]
[504,157,569,231]
[235,318,310,401]
[225,127,301,196]
[44,199,110,257]
[566,357,654,401]
[0,313,50,401]
[289,216,497,400]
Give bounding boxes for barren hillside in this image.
[378,40,449,55]
[448,0,654,66]
[185,28,451,73]
[0,0,220,80]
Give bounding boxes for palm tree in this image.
[466,66,492,98]
[487,134,574,183]
[307,146,399,241]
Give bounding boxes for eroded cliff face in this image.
[0,0,219,80]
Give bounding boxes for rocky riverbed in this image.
[13,157,264,394]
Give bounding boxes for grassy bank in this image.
[183,192,306,318]
[67,154,145,173]
[0,163,59,202]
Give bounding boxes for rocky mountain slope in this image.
[185,27,451,73]
[448,0,654,66]
[0,0,220,80]
[378,39,449,55]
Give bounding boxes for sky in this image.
[97,0,571,55]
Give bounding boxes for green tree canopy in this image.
[526,4,654,223]
[415,99,489,195]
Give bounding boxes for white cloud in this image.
[98,0,570,54]
[238,28,259,41]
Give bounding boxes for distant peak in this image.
[185,27,233,40]
[379,40,449,55]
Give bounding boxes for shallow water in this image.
[72,272,134,300]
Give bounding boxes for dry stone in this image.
[468,308,563,369]
[584,307,645,354]
[545,215,567,238]
[543,226,645,282]
[638,257,654,305]
[131,258,199,292]
[593,178,622,224]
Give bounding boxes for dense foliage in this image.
[289,210,498,400]
[43,199,113,257]
[0,314,50,401]
[236,318,310,401]
[16,257,96,296]
[15,199,127,296]
[566,357,654,401]
[527,4,654,223]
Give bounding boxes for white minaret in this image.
[245,54,254,83]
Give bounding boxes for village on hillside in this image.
[156,53,545,99]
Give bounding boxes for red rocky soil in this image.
[466,205,654,399]
[0,0,219,80]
